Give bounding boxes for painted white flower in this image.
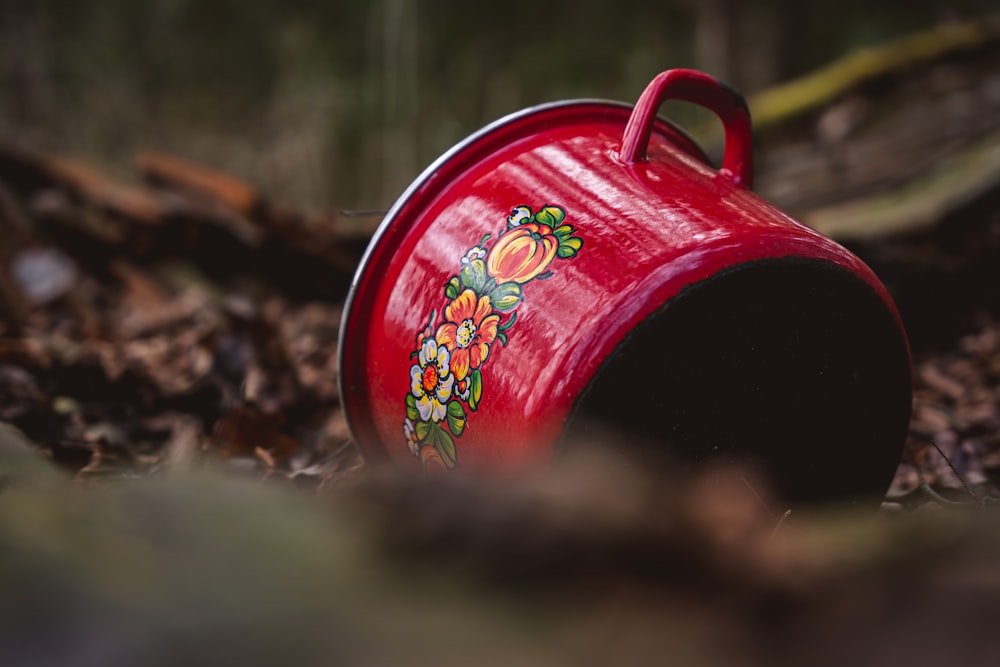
[409,336,455,422]
[460,245,487,266]
[507,205,532,227]
[403,418,419,456]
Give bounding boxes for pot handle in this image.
[619,69,753,188]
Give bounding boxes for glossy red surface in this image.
[339,70,908,472]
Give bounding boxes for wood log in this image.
[802,127,1000,239]
[44,156,166,225]
[749,17,1000,131]
[729,17,1000,240]
[135,151,261,217]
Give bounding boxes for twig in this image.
[741,475,794,538]
[741,475,779,520]
[917,482,980,509]
[769,509,792,543]
[339,209,387,218]
[927,437,981,502]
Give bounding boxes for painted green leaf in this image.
[497,330,508,346]
[556,236,583,258]
[460,258,489,292]
[415,420,432,441]
[498,310,517,331]
[446,400,463,419]
[469,369,483,411]
[446,399,467,437]
[553,224,574,239]
[488,281,522,312]
[426,421,442,446]
[535,205,565,227]
[444,276,461,299]
[479,233,492,245]
[435,429,458,468]
[405,393,419,421]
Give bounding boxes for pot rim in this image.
[337,97,711,459]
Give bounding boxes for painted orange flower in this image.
[436,288,500,381]
[402,203,582,470]
[486,222,559,284]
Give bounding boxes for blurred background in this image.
[0,0,994,211]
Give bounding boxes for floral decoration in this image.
[403,204,583,469]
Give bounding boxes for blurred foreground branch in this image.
[2,432,1000,667]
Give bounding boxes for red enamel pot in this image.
[339,69,912,504]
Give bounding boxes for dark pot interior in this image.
[562,257,913,507]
